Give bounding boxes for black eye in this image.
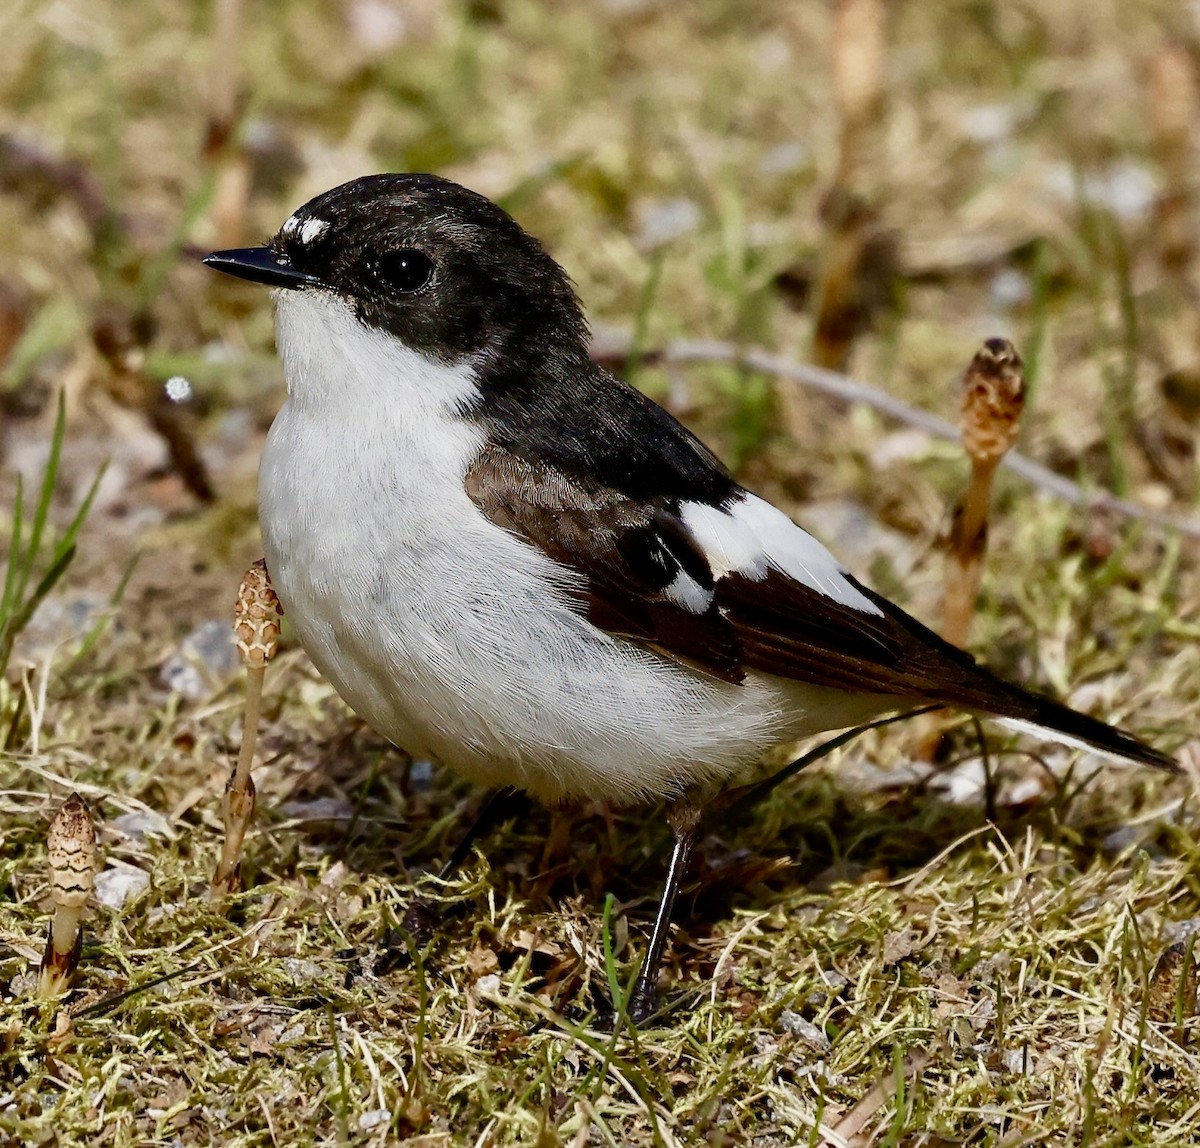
[375,248,433,292]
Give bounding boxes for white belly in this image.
[259,292,886,803]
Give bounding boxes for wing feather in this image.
[465,447,995,702]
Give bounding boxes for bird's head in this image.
[204,173,589,371]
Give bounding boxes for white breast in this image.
[260,292,887,803]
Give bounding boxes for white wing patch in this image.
[664,569,715,613]
[681,493,882,615]
[680,501,768,580]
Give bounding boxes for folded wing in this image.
[464,447,1174,771]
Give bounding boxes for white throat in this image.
[259,286,491,643]
[272,289,478,419]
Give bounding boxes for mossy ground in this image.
[1,1,1198,1144]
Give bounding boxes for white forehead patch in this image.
[299,218,329,244]
[279,216,329,244]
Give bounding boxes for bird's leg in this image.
[539,801,575,873]
[436,785,524,881]
[402,785,526,942]
[627,797,702,1024]
[530,799,576,903]
[210,559,282,899]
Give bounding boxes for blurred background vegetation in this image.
[4,0,1200,637]
[1,1,1198,1145]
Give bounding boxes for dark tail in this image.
[811,579,1176,772]
[989,687,1177,772]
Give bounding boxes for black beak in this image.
[202,246,320,290]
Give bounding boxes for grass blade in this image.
[13,391,69,611]
[1,472,25,620]
[0,391,103,682]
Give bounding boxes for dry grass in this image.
[2,0,1199,1144]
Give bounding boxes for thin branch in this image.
[592,331,1200,540]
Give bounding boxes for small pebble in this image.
[959,103,1018,146]
[1042,161,1159,222]
[111,809,174,842]
[16,595,108,667]
[282,958,327,985]
[1164,919,1200,944]
[160,620,240,699]
[1002,1048,1031,1074]
[929,758,987,806]
[758,140,808,176]
[94,865,150,909]
[278,797,355,823]
[1102,826,1145,856]
[777,1009,831,1052]
[990,268,1030,311]
[409,759,435,789]
[347,0,407,51]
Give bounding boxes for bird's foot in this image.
[626,983,660,1026]
[400,897,441,947]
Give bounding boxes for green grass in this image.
[0,394,101,688]
[1,0,1198,1144]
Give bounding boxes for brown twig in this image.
[36,794,97,999]
[204,0,249,249]
[0,282,28,378]
[589,330,1200,540]
[92,309,216,503]
[1144,40,1198,285]
[941,339,1026,647]
[1142,38,1200,497]
[210,559,282,898]
[808,0,887,375]
[822,1049,931,1146]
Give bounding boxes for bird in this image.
[204,173,1175,1022]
